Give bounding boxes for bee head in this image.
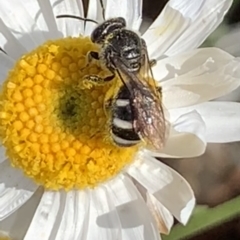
[91,17,126,44]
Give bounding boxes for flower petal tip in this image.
[180,197,196,225]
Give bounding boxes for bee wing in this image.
[111,56,168,150]
[139,39,160,97]
[139,40,169,149]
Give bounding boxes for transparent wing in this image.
[111,56,168,150]
[140,38,161,98]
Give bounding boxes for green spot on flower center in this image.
[0,37,140,190]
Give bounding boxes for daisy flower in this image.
[0,0,240,239]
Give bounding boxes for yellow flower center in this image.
[0,37,140,190]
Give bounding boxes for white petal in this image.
[151,111,206,158]
[165,0,233,56]
[25,175,160,240]
[34,0,62,39]
[15,0,62,40]
[25,189,119,240]
[106,175,160,240]
[167,0,205,18]
[161,55,240,109]
[25,190,105,240]
[24,191,61,240]
[146,193,174,234]
[128,154,195,224]
[142,4,190,59]
[105,0,143,31]
[83,187,121,240]
[49,0,85,37]
[0,52,14,80]
[0,1,46,51]
[153,48,234,82]
[169,102,240,143]
[50,187,121,240]
[133,181,174,234]
[0,160,37,220]
[85,0,104,36]
[0,19,26,59]
[0,187,43,240]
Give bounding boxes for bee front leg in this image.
[80,51,115,89]
[83,51,100,69]
[80,73,115,89]
[88,51,100,61]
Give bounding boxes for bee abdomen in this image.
[111,96,140,147]
[111,124,140,147]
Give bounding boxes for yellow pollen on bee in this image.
[0,37,139,190]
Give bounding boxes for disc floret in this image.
[0,37,139,190]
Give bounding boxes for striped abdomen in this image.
[110,85,140,147]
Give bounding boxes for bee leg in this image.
[150,59,157,67]
[84,51,100,68]
[89,51,100,60]
[141,38,157,67]
[156,86,163,97]
[80,73,115,89]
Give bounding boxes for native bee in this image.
[57,14,168,150]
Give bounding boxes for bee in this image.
[56,14,168,150]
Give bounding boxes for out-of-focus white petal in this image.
[161,55,240,109]
[169,102,240,143]
[0,160,37,221]
[215,24,240,57]
[0,0,46,51]
[165,0,232,56]
[128,154,195,224]
[150,111,206,158]
[0,52,14,80]
[142,4,190,59]
[106,175,160,240]
[0,146,7,164]
[49,0,85,37]
[0,231,10,239]
[105,0,143,31]
[215,87,240,102]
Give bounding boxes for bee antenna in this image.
[56,14,98,25]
